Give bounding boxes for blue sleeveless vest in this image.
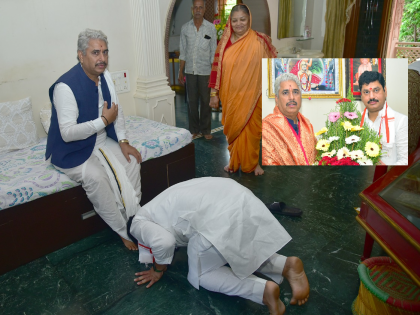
[46,64,118,168]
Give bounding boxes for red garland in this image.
[318,156,359,166]
[335,98,352,104]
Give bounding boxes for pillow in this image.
[40,109,52,134]
[0,97,39,153]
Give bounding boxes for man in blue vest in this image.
[46,29,142,250]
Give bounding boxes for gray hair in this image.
[274,73,302,98]
[192,0,206,5]
[77,29,108,61]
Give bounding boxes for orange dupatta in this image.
[262,107,317,165]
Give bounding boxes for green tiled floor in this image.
[0,95,385,315]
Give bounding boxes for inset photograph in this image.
[262,58,408,166]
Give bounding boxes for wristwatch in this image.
[119,139,129,144]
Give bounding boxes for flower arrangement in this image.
[315,87,382,165]
[213,14,226,41]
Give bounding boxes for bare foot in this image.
[204,134,213,140]
[121,236,138,251]
[262,281,286,315]
[282,257,310,306]
[224,165,233,173]
[192,133,198,139]
[254,164,264,176]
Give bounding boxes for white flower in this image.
[328,136,340,142]
[350,150,364,160]
[337,147,351,160]
[345,135,361,144]
[357,156,373,165]
[321,150,336,158]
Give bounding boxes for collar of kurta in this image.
[360,102,392,143]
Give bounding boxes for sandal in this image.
[265,202,303,217]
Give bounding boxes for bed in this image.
[0,116,195,275]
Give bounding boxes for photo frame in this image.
[268,58,343,99]
[345,58,386,100]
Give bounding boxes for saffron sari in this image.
[209,5,277,173]
[262,106,317,165]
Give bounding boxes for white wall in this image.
[0,0,137,137]
[266,0,326,52]
[305,0,327,50]
[168,0,193,52]
[170,0,192,37]
[160,0,174,40]
[262,59,409,134]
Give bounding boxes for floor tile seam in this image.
[95,269,192,314]
[49,236,118,268]
[94,286,214,315]
[314,236,363,262]
[307,289,353,311]
[310,219,355,234]
[94,290,145,315]
[41,261,93,315]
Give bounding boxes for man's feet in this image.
[262,281,286,315]
[192,133,199,139]
[254,164,264,176]
[204,134,213,140]
[282,257,310,306]
[121,236,138,251]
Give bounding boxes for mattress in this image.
[0,116,191,211]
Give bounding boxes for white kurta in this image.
[52,67,141,241]
[131,177,292,289]
[365,104,408,165]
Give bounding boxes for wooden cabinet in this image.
[357,147,420,286]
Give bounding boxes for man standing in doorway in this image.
[178,0,217,139]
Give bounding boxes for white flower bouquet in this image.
[314,88,382,165]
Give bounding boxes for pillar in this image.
[129,0,176,126]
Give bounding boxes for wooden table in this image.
[357,146,420,287]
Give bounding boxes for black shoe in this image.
[265,202,303,217]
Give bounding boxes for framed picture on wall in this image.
[346,58,386,100]
[268,58,343,99]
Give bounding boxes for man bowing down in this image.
[129,177,309,315]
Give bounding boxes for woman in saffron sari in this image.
[209,4,277,175]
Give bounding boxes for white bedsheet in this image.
[0,116,191,211]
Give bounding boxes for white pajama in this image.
[200,253,287,305]
[56,138,141,241]
[130,216,287,305]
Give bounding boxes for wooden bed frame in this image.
[0,142,195,275]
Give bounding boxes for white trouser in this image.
[54,138,141,241]
[199,253,287,305]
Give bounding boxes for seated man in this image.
[358,71,408,165]
[46,29,142,250]
[129,177,310,315]
[262,73,316,165]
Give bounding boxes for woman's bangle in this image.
[101,115,109,126]
[210,92,218,97]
